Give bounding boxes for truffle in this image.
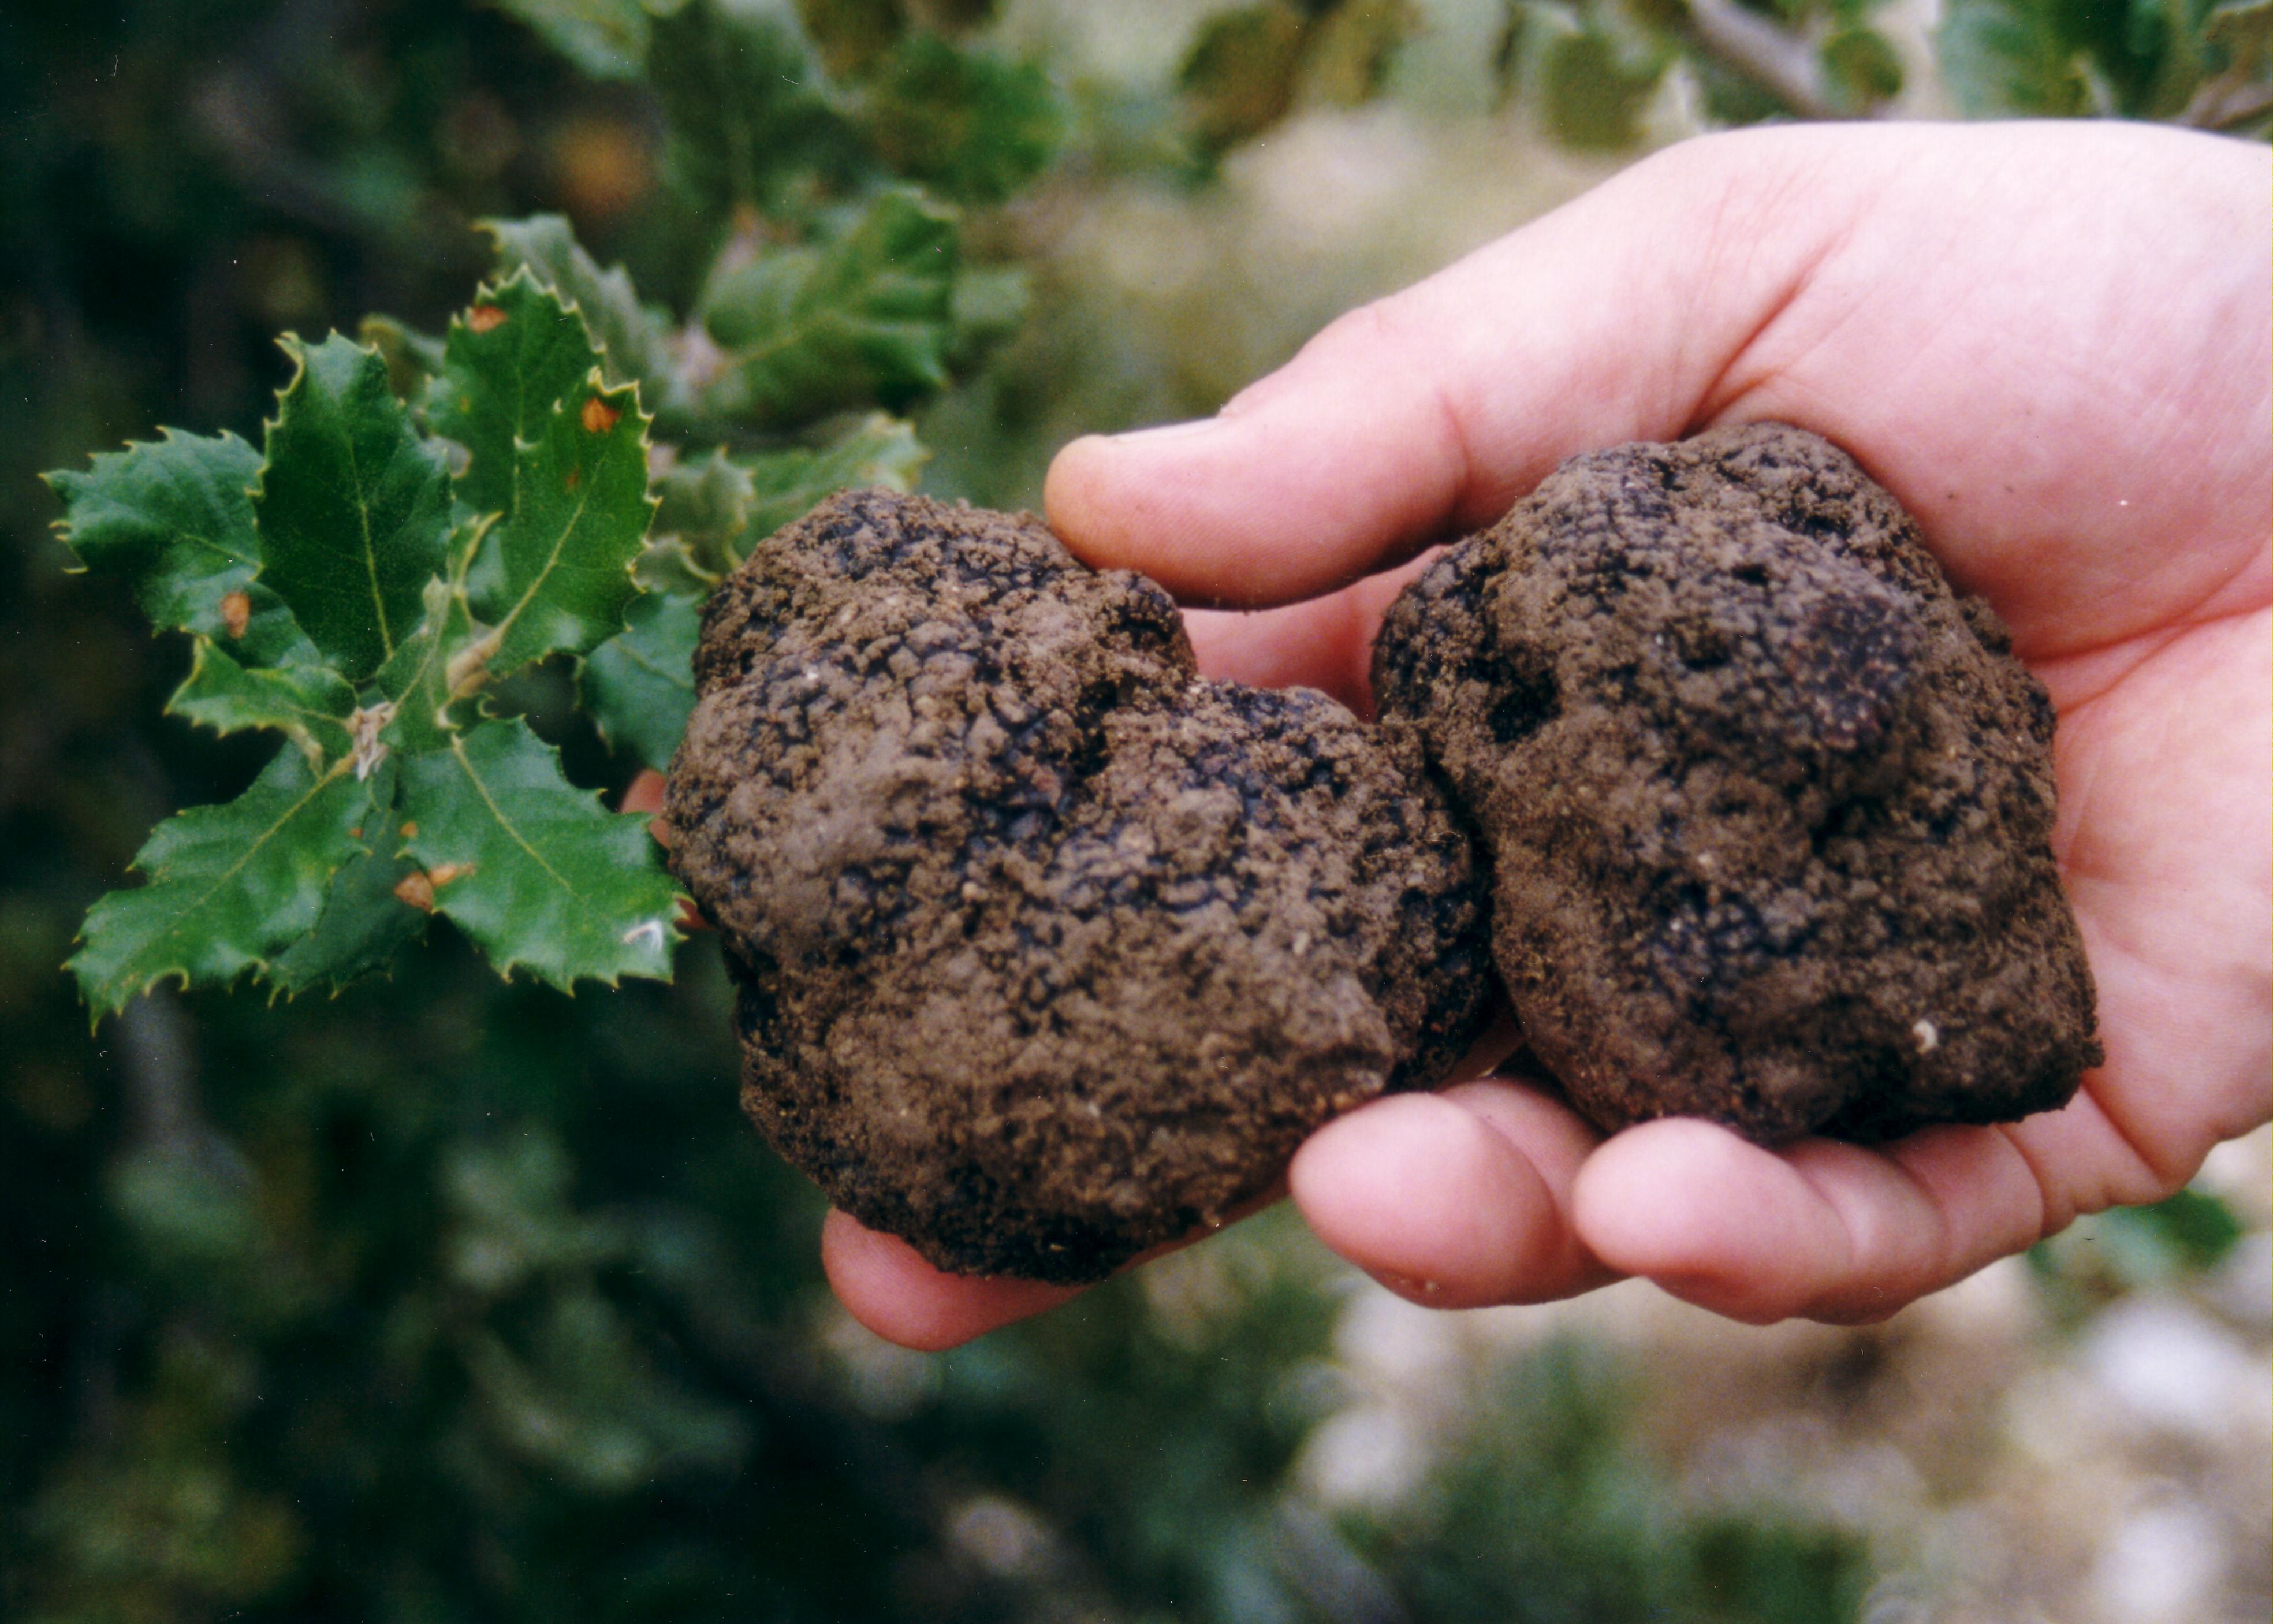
[1373,423,2101,1143]
[666,490,1492,1282]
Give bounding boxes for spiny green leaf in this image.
[635,413,925,590]
[169,639,359,768]
[650,449,755,575]
[635,451,752,593]
[650,0,853,219]
[254,335,454,682]
[69,751,375,1019]
[698,188,960,427]
[395,718,681,989]
[580,591,703,771]
[376,538,492,755]
[482,215,673,396]
[483,375,657,676]
[862,34,1065,205]
[359,314,449,406]
[433,273,609,520]
[46,429,313,667]
[267,761,428,997]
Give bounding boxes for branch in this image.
[1678,0,1847,121]
[2181,70,2273,130]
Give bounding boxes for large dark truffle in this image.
[1373,423,2101,1143]
[666,490,1491,1282]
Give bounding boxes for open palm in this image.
[828,121,2271,1349]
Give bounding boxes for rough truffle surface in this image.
[666,490,1491,1282]
[1374,423,2101,1143]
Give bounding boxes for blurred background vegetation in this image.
[2,1,2265,1619]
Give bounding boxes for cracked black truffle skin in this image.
[665,489,1492,1282]
[1374,423,2101,1144]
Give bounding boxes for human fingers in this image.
[1046,126,1819,607]
[1566,1084,2190,1325]
[1049,124,2269,651]
[1180,558,1431,714]
[622,767,711,932]
[1290,1072,1615,1309]
[822,1210,1082,1351]
[621,766,667,824]
[825,1175,1299,1350]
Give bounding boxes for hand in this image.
[823,120,2272,1349]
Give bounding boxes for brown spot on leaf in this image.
[220,590,252,639]
[427,862,475,888]
[393,871,436,913]
[565,468,580,491]
[399,821,418,839]
[468,303,509,333]
[580,394,622,435]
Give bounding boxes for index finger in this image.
[1042,126,1823,607]
[1044,121,2270,655]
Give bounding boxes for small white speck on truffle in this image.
[1913,1018,1940,1053]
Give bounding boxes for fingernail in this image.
[1376,1271,1443,1299]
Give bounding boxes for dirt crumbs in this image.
[1374,423,2101,1144]
[665,490,1492,1282]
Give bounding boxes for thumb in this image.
[1041,125,1847,608]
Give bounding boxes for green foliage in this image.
[2028,1184,2250,1324]
[255,336,455,681]
[697,186,963,424]
[397,718,680,986]
[480,374,654,672]
[267,784,431,996]
[49,0,1060,1015]
[1486,0,2268,141]
[433,270,610,519]
[1940,0,2272,122]
[52,266,686,1014]
[482,215,679,398]
[44,431,307,666]
[488,0,680,80]
[1340,1343,1868,1622]
[649,0,857,218]
[1506,4,1675,149]
[580,588,705,769]
[65,752,378,1018]
[28,1331,306,1618]
[863,32,1067,205]
[1495,0,1907,135]
[14,3,2260,1621]
[1179,0,1418,156]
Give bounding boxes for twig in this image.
[2181,71,2273,131]
[1679,0,1849,121]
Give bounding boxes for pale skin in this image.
[780,120,2273,1350]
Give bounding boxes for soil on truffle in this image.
[1374,423,2101,1143]
[666,490,1492,1282]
